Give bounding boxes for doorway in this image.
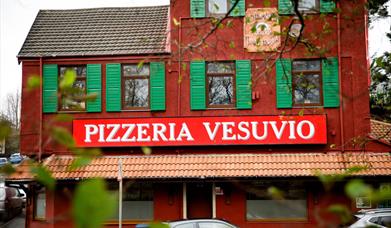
[186,183,212,218]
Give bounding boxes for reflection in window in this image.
[208,0,229,15]
[246,184,307,220]
[122,64,150,109]
[292,60,322,106]
[298,0,319,12]
[59,66,86,111]
[34,188,46,220]
[207,62,235,107]
[109,182,153,221]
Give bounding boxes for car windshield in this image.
[0,158,7,163]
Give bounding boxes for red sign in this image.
[73,115,327,147]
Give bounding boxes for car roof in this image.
[168,219,234,226]
[357,208,391,214]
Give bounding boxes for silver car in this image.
[166,219,238,228]
[349,208,391,228]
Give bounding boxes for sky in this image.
[0,0,390,112]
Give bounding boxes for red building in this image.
[9,0,391,227]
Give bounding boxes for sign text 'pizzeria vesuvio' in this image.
[73,115,327,147]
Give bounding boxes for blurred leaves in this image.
[327,204,353,225]
[27,75,41,91]
[60,69,76,90]
[72,179,116,228]
[0,120,11,140]
[51,126,76,148]
[267,186,284,200]
[30,163,56,190]
[0,163,16,176]
[142,146,152,155]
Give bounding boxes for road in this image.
[0,209,25,228]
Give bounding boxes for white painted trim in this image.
[183,183,187,219]
[212,182,216,218]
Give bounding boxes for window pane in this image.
[35,191,46,219]
[208,76,233,105]
[207,62,234,73]
[298,0,317,11]
[61,79,86,110]
[60,66,86,78]
[124,79,149,108]
[247,199,307,220]
[293,74,321,105]
[123,65,150,76]
[292,60,320,71]
[208,0,228,14]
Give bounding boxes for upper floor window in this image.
[207,0,229,16]
[59,66,87,111]
[278,0,335,15]
[207,62,235,108]
[190,60,252,110]
[292,60,322,106]
[276,57,339,108]
[298,0,320,12]
[122,64,150,109]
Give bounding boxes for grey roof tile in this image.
[18,6,170,57]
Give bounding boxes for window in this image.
[122,64,150,109]
[207,0,229,16]
[246,184,307,221]
[292,60,322,106]
[276,57,339,108]
[59,66,87,111]
[206,62,235,108]
[34,188,46,220]
[190,60,252,110]
[108,182,153,221]
[298,0,319,12]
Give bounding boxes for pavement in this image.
[0,209,25,228]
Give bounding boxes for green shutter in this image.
[191,0,205,18]
[106,63,121,112]
[229,0,245,16]
[320,0,336,13]
[150,62,166,111]
[43,64,58,113]
[276,58,292,108]
[236,60,252,109]
[322,57,339,107]
[86,64,102,112]
[190,61,206,110]
[278,0,294,15]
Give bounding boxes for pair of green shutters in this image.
[276,57,340,108]
[191,0,335,18]
[42,62,166,113]
[190,60,252,110]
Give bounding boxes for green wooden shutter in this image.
[191,0,206,18]
[106,63,121,112]
[229,0,245,16]
[236,60,252,109]
[276,58,292,108]
[43,64,58,113]
[86,64,102,112]
[322,57,340,107]
[190,61,206,110]
[150,62,166,111]
[278,0,294,15]
[320,0,336,13]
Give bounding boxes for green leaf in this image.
[27,75,41,91]
[30,164,56,190]
[251,25,257,33]
[327,204,353,224]
[142,146,152,155]
[263,0,271,7]
[229,41,235,49]
[0,164,16,176]
[267,186,284,200]
[54,114,74,122]
[149,223,170,228]
[51,126,76,148]
[72,179,117,228]
[345,179,373,199]
[137,60,145,70]
[226,20,233,28]
[60,69,76,89]
[0,120,11,140]
[69,156,92,170]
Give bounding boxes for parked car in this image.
[349,208,391,228]
[9,153,23,164]
[0,186,23,221]
[137,219,238,228]
[0,158,7,167]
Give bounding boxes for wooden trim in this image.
[291,59,323,107]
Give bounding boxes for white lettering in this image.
[152,123,168,141]
[238,122,250,140]
[137,124,151,142]
[168,123,176,141]
[222,122,236,140]
[84,124,98,143]
[203,122,221,141]
[106,124,121,142]
[121,124,136,142]
[297,120,315,139]
[176,123,194,141]
[270,121,287,139]
[288,121,296,139]
[252,121,268,140]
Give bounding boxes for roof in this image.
[7,153,391,181]
[370,119,391,145]
[18,6,170,58]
